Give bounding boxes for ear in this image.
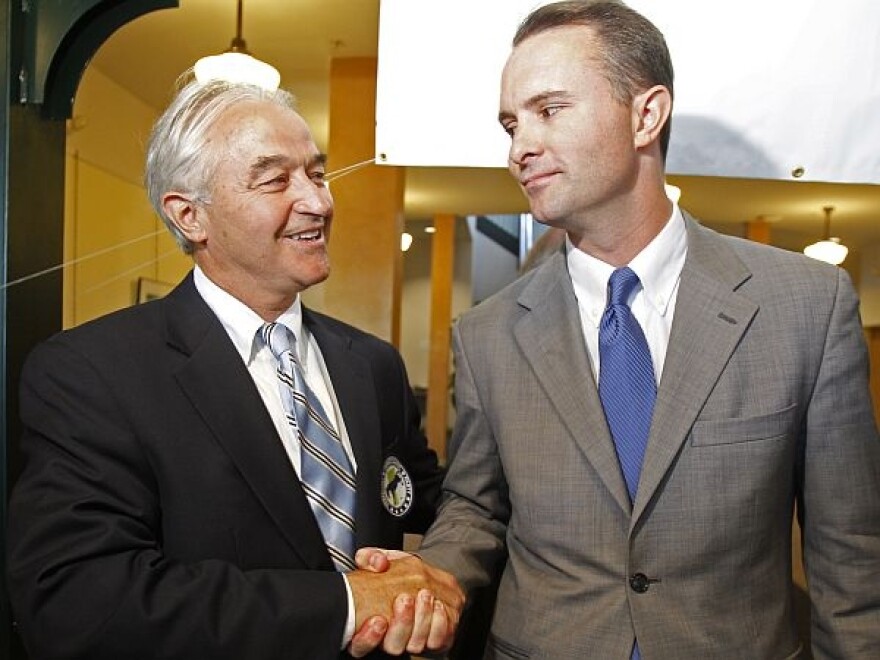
[632,85,672,151]
[162,192,207,245]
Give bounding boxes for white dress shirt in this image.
[193,266,357,647]
[567,205,688,384]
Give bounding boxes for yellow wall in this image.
[61,63,462,386]
[64,67,191,328]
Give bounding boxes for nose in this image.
[508,120,541,168]
[292,177,333,218]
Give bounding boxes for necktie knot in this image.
[262,322,295,363]
[606,267,641,308]
[600,268,642,346]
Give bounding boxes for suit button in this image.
[630,573,650,593]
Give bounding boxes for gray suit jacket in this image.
[420,215,880,659]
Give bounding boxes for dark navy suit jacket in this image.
[8,272,444,660]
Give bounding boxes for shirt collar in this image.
[192,266,305,364]
[567,204,687,318]
[630,204,687,317]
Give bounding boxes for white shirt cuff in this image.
[340,573,356,649]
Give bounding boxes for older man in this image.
[7,76,462,659]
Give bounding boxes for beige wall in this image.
[63,64,473,386]
[858,246,880,327]
[400,222,472,389]
[64,67,191,328]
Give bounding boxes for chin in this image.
[307,267,331,287]
[529,207,561,227]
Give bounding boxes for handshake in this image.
[346,548,465,657]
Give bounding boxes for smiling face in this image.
[165,100,333,318]
[499,25,642,236]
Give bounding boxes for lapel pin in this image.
[381,456,414,517]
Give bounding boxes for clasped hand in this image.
[347,548,464,657]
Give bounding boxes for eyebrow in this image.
[247,153,328,181]
[498,90,573,124]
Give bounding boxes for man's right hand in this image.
[347,549,464,656]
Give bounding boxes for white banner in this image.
[376,0,880,184]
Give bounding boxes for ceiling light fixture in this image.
[804,205,848,266]
[194,0,280,91]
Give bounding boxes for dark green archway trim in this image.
[21,0,178,118]
[3,3,179,657]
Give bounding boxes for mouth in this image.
[520,171,558,191]
[283,226,325,243]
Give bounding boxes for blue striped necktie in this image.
[262,322,357,572]
[597,267,656,660]
[598,267,656,501]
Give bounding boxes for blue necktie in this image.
[598,268,655,660]
[598,267,656,502]
[262,322,357,572]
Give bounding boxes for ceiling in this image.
[89,0,880,254]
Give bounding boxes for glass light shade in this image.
[804,237,848,265]
[401,232,413,252]
[194,52,281,91]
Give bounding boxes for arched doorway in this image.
[0,4,177,657]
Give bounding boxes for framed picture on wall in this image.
[136,277,174,304]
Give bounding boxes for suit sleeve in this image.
[418,320,509,593]
[801,268,880,658]
[7,337,348,660]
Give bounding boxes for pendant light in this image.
[803,206,848,266]
[194,0,280,91]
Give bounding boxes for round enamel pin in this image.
[381,456,413,517]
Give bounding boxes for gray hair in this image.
[144,73,297,253]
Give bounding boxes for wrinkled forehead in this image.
[198,100,323,190]
[209,101,312,142]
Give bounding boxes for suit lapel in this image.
[632,216,758,524]
[165,276,330,569]
[303,310,384,548]
[515,254,633,514]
